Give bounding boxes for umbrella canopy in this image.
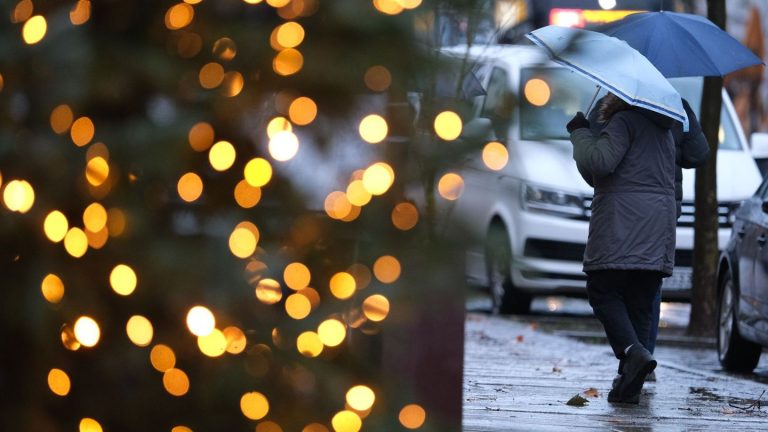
[596,11,764,78]
[526,26,688,130]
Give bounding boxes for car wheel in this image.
[717,270,762,372]
[486,224,532,315]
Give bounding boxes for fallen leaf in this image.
[552,367,562,373]
[529,323,540,331]
[516,335,524,343]
[566,394,589,407]
[583,388,599,398]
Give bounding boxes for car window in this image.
[481,67,515,134]
[519,67,600,141]
[669,77,741,151]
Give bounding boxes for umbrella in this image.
[526,26,688,130]
[595,11,764,78]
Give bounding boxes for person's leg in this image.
[586,270,639,359]
[624,271,663,351]
[647,287,661,354]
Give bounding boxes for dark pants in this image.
[648,288,661,354]
[586,270,663,360]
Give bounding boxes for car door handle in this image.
[758,234,767,247]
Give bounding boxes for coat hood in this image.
[630,105,677,130]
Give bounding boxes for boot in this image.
[608,345,656,404]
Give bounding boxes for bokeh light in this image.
[107,208,126,237]
[391,202,419,230]
[358,114,388,144]
[288,96,317,125]
[199,62,225,89]
[434,111,462,141]
[374,0,403,15]
[303,424,330,432]
[86,226,109,250]
[299,287,321,309]
[276,21,305,49]
[268,130,299,161]
[234,180,262,208]
[70,0,91,25]
[284,262,311,290]
[221,71,245,97]
[3,179,35,213]
[273,48,303,75]
[73,316,100,347]
[362,162,394,196]
[48,368,71,396]
[209,140,236,171]
[347,264,372,291]
[346,385,375,411]
[524,78,551,106]
[229,226,258,258]
[11,0,33,23]
[256,421,283,432]
[44,211,69,243]
[71,116,95,147]
[364,65,391,92]
[171,427,193,432]
[482,142,509,171]
[285,293,311,319]
[186,306,215,337]
[110,264,137,296]
[126,315,153,347]
[331,410,362,432]
[85,157,109,186]
[399,404,426,429]
[163,368,190,396]
[255,278,283,305]
[297,331,323,357]
[346,180,372,207]
[150,344,176,372]
[241,392,270,420]
[198,328,227,357]
[213,37,237,61]
[329,272,356,299]
[178,172,204,202]
[22,15,47,45]
[318,319,346,347]
[267,116,292,139]
[61,324,81,351]
[79,418,103,432]
[83,202,107,232]
[324,191,352,220]
[165,3,194,30]
[244,158,273,187]
[363,295,390,322]
[223,326,247,354]
[64,228,88,258]
[373,255,401,283]
[41,274,65,303]
[437,172,464,200]
[189,122,214,152]
[50,104,74,134]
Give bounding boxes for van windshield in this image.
[519,68,743,150]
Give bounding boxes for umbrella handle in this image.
[585,85,602,117]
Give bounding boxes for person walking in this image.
[566,93,678,404]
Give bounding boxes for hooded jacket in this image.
[570,96,677,276]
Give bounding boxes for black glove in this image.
[566,112,590,133]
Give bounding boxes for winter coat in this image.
[587,97,710,218]
[570,100,677,276]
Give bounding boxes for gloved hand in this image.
[566,112,590,133]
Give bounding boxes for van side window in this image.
[481,67,515,136]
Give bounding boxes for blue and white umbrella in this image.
[526,25,688,131]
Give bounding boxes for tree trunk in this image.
[688,0,725,337]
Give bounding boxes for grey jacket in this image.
[571,108,677,276]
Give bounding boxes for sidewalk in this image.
[463,313,768,431]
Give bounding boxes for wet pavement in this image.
[463,297,768,431]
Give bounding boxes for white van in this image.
[436,44,763,314]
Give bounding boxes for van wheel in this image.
[486,224,532,315]
[717,270,761,372]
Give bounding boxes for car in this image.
[716,176,768,373]
[431,44,763,314]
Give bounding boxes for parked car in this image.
[433,44,763,314]
[716,176,768,372]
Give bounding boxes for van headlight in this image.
[522,183,584,218]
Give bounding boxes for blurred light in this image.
[163,368,190,396]
[177,172,204,202]
[177,31,202,58]
[0,74,3,92]
[346,180,372,206]
[126,315,153,347]
[221,71,245,97]
[267,116,292,139]
[296,331,323,357]
[186,306,215,336]
[482,142,509,170]
[71,116,95,147]
[719,127,725,144]
[234,180,262,208]
[229,227,258,258]
[373,255,401,283]
[50,104,74,134]
[44,211,69,243]
[256,421,283,432]
[255,278,283,304]
[83,202,107,232]
[284,262,311,290]
[213,37,237,61]
[331,411,361,432]
[189,122,214,152]
[285,293,311,319]
[438,173,464,200]
[267,0,290,6]
[391,202,418,230]
[599,0,617,9]
[241,392,270,420]
[329,272,356,299]
[318,319,346,347]
[434,111,462,140]
[64,228,88,258]
[399,404,426,429]
[11,0,33,23]
[107,208,126,236]
[276,22,305,48]
[362,162,394,196]
[397,0,423,8]
[198,328,227,357]
[48,368,71,396]
[524,79,551,106]
[364,65,391,92]
[273,48,303,76]
[41,274,65,303]
[165,3,194,30]
[244,158,272,187]
[340,205,361,222]
[3,179,35,213]
[299,287,321,308]
[22,15,47,45]
[346,385,375,411]
[79,418,103,432]
[244,0,265,3]
[110,264,137,296]
[61,324,81,351]
[199,62,225,89]
[347,264,372,290]
[288,97,317,125]
[85,157,109,186]
[209,140,236,171]
[150,344,176,372]
[74,316,100,347]
[303,424,330,432]
[363,294,390,322]
[70,0,91,25]
[184,0,203,3]
[85,226,109,250]
[172,427,193,432]
[223,326,247,354]
[358,114,388,144]
[324,191,352,220]
[268,130,299,161]
[86,142,110,162]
